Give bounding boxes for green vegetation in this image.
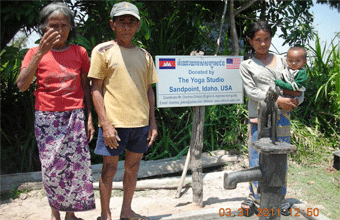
[286,35,340,220]
[1,46,40,173]
[1,0,339,170]
[0,186,36,201]
[291,35,340,165]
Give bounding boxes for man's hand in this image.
[102,124,121,149]
[146,85,157,147]
[86,119,95,143]
[91,78,121,149]
[147,124,157,147]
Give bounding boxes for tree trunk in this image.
[260,0,266,20]
[229,0,239,56]
[215,0,228,55]
[190,106,205,207]
[229,0,258,55]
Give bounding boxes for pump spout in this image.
[224,167,262,190]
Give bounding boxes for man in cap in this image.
[88,2,158,219]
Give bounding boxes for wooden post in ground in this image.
[188,0,227,205]
[190,105,205,207]
[175,0,228,203]
[175,51,205,205]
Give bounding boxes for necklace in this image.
[51,44,70,52]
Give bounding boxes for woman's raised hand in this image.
[37,29,61,55]
[16,28,60,91]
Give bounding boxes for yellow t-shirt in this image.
[88,41,158,128]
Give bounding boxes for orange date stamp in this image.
[219,207,320,217]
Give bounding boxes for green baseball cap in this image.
[110,1,140,20]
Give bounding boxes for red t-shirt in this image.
[21,45,90,111]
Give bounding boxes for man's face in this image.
[287,49,306,70]
[110,15,140,45]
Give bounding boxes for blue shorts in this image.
[94,126,149,156]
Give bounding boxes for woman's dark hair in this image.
[38,2,75,41]
[247,20,273,39]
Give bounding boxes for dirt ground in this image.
[0,157,304,220]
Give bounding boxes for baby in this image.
[275,46,307,97]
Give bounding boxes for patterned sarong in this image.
[34,109,95,211]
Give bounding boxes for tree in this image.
[228,0,258,55]
[226,0,315,55]
[140,1,216,55]
[9,31,29,49]
[269,0,315,47]
[317,0,340,12]
[0,0,331,174]
[0,0,53,51]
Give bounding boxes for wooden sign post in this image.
[175,51,205,206]
[155,5,243,209]
[175,0,229,206]
[189,105,205,207]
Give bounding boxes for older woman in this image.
[239,20,303,216]
[16,2,95,220]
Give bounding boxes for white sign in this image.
[156,55,244,108]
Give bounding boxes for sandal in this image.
[241,195,259,217]
[281,200,292,216]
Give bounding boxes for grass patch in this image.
[0,187,37,201]
[111,189,124,197]
[288,162,340,220]
[0,188,21,201]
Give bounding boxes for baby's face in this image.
[287,49,306,70]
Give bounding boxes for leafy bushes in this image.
[1,46,40,174]
[290,35,340,165]
[1,1,339,174]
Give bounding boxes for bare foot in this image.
[241,203,250,209]
[120,210,148,220]
[51,208,61,220]
[65,212,81,220]
[241,194,257,210]
[249,118,258,124]
[100,211,112,220]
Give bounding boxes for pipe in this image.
[224,166,262,189]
